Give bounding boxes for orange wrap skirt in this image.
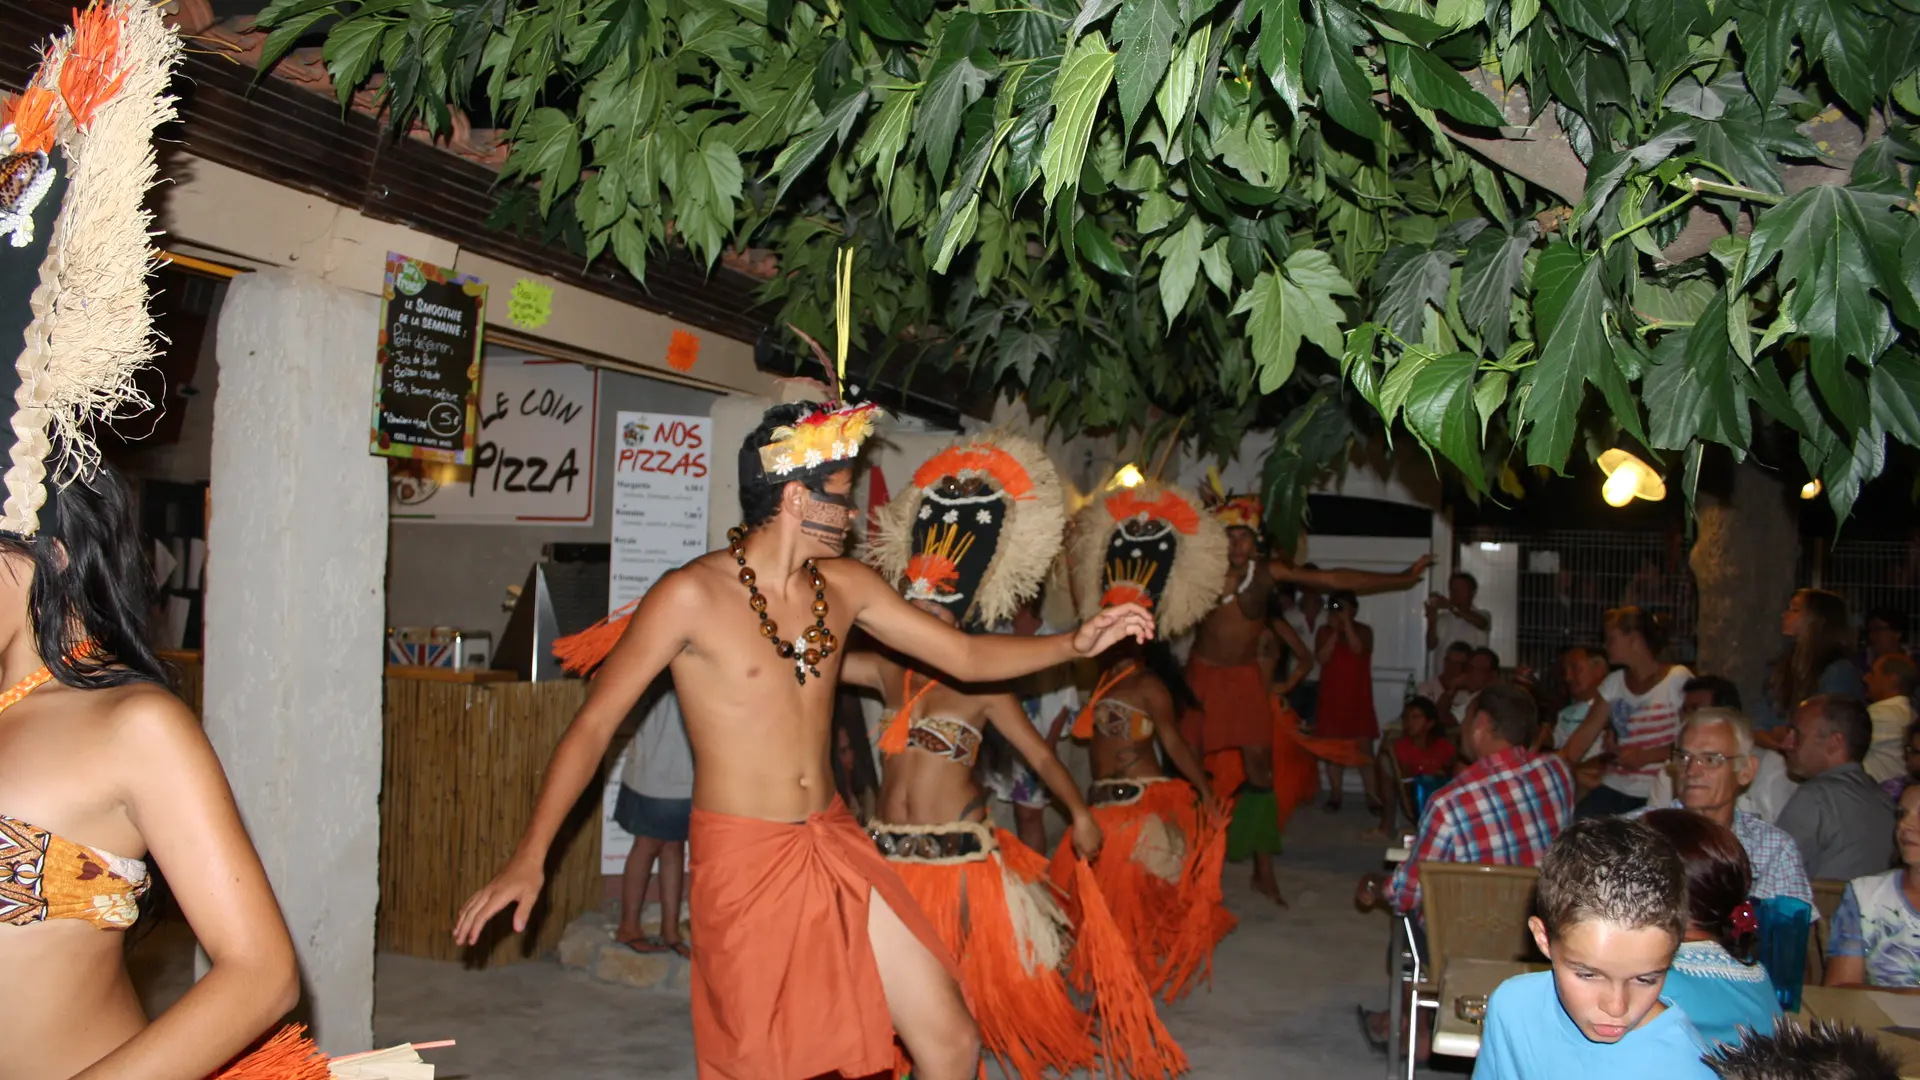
[688,798,962,1080]
[1184,658,1274,752]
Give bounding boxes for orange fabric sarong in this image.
[1185,658,1273,752]
[688,799,962,1080]
[1272,697,1373,834]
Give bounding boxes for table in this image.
[1430,959,1543,1059]
[1801,986,1920,1079]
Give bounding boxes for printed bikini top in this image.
[1093,697,1155,742]
[0,814,149,929]
[898,673,985,767]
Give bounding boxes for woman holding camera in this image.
[1314,590,1381,812]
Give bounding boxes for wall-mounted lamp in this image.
[1801,478,1823,500]
[1110,463,1145,489]
[1598,449,1666,508]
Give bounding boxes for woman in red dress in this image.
[1314,590,1380,811]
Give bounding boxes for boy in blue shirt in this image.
[1478,817,1716,1079]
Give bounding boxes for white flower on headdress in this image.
[1131,548,1143,558]
[918,504,933,520]
[942,509,959,524]
[804,449,825,468]
[1159,541,1169,551]
[831,441,848,459]
[976,509,992,524]
[772,453,796,475]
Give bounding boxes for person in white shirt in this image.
[1646,676,1798,823]
[1417,640,1472,705]
[1864,654,1918,785]
[1560,607,1691,817]
[1425,571,1491,674]
[612,687,695,957]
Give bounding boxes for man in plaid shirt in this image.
[1355,683,1574,1051]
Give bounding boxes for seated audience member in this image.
[1562,607,1693,818]
[1650,709,1815,912]
[1418,641,1472,720]
[1703,1017,1900,1080]
[1864,608,1911,669]
[1647,676,1799,822]
[1882,719,1920,803]
[1825,784,1920,989]
[1551,644,1611,797]
[1353,684,1574,1045]
[1778,695,1897,881]
[1367,696,1456,839]
[1863,654,1918,786]
[1478,817,1715,1079]
[1754,588,1865,736]
[1640,809,1783,1048]
[1435,646,1501,729]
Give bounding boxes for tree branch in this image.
[1441,72,1882,265]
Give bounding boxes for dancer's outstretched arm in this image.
[983,694,1101,858]
[1270,553,1432,596]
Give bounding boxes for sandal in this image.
[617,934,670,954]
[665,940,692,960]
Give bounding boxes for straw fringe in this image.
[1160,805,1235,1002]
[5,0,176,535]
[550,599,639,675]
[1072,858,1190,1079]
[208,1024,331,1080]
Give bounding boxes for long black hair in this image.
[1141,640,1199,715]
[0,462,165,689]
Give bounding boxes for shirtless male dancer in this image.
[1186,492,1430,904]
[453,401,1153,1080]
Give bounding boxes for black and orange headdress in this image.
[1070,480,1225,640]
[866,432,1065,629]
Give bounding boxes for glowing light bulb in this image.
[1801,478,1822,500]
[1113,464,1145,489]
[1602,461,1641,507]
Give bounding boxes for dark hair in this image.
[1684,675,1744,711]
[1640,809,1758,962]
[1704,1016,1900,1080]
[1328,589,1359,612]
[830,689,880,809]
[1606,605,1671,657]
[1875,654,1920,699]
[1774,589,1853,714]
[1445,640,1474,657]
[1450,571,1478,593]
[1470,682,1539,748]
[0,465,164,689]
[737,403,844,526]
[1142,639,1199,715]
[1804,694,1874,763]
[1537,817,1688,945]
[1866,607,1909,640]
[1404,695,1441,727]
[1469,646,1501,668]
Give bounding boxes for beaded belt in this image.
[1089,776,1180,807]
[869,820,994,863]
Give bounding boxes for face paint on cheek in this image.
[801,492,853,548]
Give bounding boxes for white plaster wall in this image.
[204,270,388,1055]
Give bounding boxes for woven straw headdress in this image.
[1070,480,1225,640]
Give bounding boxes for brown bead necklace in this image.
[729,524,838,685]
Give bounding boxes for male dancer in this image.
[453,401,1153,1080]
[1186,490,1430,903]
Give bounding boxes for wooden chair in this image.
[1807,878,1849,985]
[1404,863,1544,1079]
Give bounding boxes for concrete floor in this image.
[134,809,1461,1079]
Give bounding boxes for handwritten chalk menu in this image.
[389,356,599,524]
[601,410,710,871]
[371,253,485,464]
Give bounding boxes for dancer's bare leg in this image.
[1015,804,1048,854]
[616,834,664,944]
[868,888,980,1080]
[1242,745,1286,905]
[659,840,686,948]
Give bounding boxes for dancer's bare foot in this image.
[1252,873,1289,908]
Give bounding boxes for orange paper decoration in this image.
[666,329,700,372]
[4,86,60,156]
[59,4,129,130]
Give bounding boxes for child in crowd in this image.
[1703,1017,1899,1080]
[1365,696,1455,839]
[1551,644,1613,798]
[1478,817,1717,1079]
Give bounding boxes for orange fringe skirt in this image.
[877,821,1186,1079]
[1048,778,1235,1004]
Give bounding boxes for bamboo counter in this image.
[378,668,600,967]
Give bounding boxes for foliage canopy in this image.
[262,0,1920,537]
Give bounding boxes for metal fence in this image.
[1803,538,1920,638]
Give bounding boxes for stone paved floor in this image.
[135,807,1462,1079]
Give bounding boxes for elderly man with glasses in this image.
[1639,707,1816,910]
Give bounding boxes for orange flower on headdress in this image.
[1104,490,1201,536]
[912,444,1034,500]
[757,402,880,476]
[60,4,129,131]
[1213,494,1263,532]
[3,87,60,156]
[1101,581,1156,610]
[904,522,975,601]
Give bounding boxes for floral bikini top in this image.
[0,664,150,930]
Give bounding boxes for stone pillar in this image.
[203,269,388,1054]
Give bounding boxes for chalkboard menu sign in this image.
[371,253,486,464]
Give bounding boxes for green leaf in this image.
[1302,16,1382,141]
[1744,186,1899,399]
[1544,0,1620,45]
[1522,253,1606,468]
[854,88,918,195]
[1156,22,1211,135]
[1626,0,1706,71]
[608,214,649,280]
[1798,0,1880,117]
[1042,32,1118,206]
[258,8,334,75]
[1823,419,1887,522]
[1254,0,1308,117]
[1735,0,1795,109]
[1402,352,1486,490]
[1383,43,1505,127]
[1232,249,1356,392]
[1871,350,1920,447]
[1377,350,1434,423]
[1647,291,1744,450]
[322,18,386,108]
[1004,106,1052,198]
[1199,238,1233,294]
[770,89,870,204]
[916,16,996,184]
[1473,368,1510,440]
[502,108,584,216]
[1075,216,1131,275]
[929,116,1014,269]
[1113,0,1180,135]
[1373,243,1458,341]
[1138,190,1180,234]
[1589,337,1650,447]
[847,0,923,42]
[1159,214,1206,323]
[1510,0,1542,34]
[1531,240,1585,335]
[1459,222,1534,353]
